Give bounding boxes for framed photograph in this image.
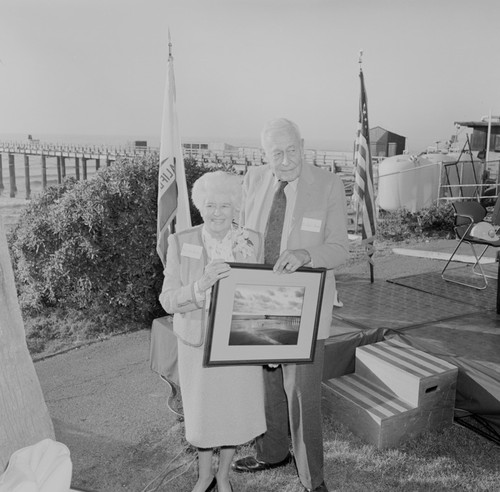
[203,263,326,366]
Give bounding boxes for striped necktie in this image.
[264,180,287,264]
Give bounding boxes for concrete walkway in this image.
[392,238,499,263]
[35,330,179,492]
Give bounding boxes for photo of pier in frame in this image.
[229,284,305,346]
[204,263,326,366]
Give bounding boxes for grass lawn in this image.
[143,413,500,492]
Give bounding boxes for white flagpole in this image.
[157,30,192,266]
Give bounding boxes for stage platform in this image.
[150,268,500,443]
[332,271,500,444]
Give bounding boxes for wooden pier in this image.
[0,141,152,199]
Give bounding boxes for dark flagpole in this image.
[357,51,375,283]
[359,52,374,284]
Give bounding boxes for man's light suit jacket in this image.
[241,163,349,340]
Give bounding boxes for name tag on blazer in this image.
[181,243,203,259]
[301,217,322,233]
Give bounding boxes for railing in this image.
[0,141,154,158]
[438,159,500,202]
[182,146,357,175]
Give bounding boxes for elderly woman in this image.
[159,171,266,492]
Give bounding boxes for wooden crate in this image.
[322,339,458,449]
[355,339,458,407]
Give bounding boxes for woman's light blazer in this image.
[159,225,263,347]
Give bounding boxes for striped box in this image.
[322,339,458,448]
[355,339,458,407]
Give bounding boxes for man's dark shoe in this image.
[231,453,293,473]
[304,481,329,492]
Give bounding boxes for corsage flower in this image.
[232,226,254,258]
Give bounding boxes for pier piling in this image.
[41,155,47,189]
[8,154,16,198]
[24,154,31,200]
[56,156,62,184]
[82,158,88,180]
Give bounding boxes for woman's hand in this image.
[198,260,231,292]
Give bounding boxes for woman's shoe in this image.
[204,476,217,492]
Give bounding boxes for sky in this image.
[1,0,500,153]
[233,285,304,316]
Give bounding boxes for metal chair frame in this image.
[441,200,500,290]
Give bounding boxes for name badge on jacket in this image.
[301,217,322,233]
[181,243,203,259]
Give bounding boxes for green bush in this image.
[8,155,236,339]
[377,202,455,241]
[9,154,164,328]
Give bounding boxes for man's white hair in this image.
[260,118,302,147]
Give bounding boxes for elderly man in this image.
[232,118,349,492]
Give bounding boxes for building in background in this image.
[369,127,406,158]
[182,141,238,152]
[455,117,500,154]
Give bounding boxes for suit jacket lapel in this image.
[251,168,275,233]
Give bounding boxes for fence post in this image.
[24,154,31,200]
[95,158,100,171]
[0,154,3,192]
[8,154,16,198]
[75,157,80,180]
[41,155,47,190]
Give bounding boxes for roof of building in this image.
[455,120,500,129]
[370,126,406,139]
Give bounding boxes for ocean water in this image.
[0,155,96,201]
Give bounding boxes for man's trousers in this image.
[256,340,325,490]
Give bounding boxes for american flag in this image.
[353,68,376,273]
[156,34,191,267]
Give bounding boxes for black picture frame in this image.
[203,263,326,366]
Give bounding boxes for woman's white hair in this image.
[191,170,243,212]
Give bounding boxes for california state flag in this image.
[156,33,191,267]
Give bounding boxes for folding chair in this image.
[441,200,500,289]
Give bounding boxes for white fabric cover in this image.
[469,221,499,241]
[0,439,72,492]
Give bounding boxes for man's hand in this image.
[273,249,311,274]
[198,260,231,291]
